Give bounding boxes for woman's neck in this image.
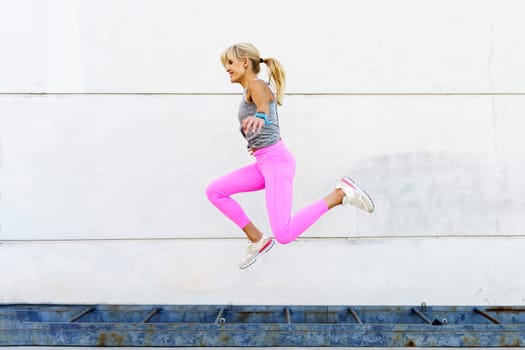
[240,72,258,89]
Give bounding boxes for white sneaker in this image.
[239,235,274,269]
[336,176,375,213]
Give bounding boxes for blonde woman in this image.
[206,43,374,269]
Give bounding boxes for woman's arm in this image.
[242,80,273,135]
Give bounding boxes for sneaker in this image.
[336,176,375,213]
[239,235,275,269]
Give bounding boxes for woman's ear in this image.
[243,57,250,68]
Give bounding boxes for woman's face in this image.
[224,56,246,84]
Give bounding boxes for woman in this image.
[206,43,374,269]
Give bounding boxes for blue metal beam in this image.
[1,304,524,347]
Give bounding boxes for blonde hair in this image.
[221,43,286,105]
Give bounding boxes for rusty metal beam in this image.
[1,304,524,347]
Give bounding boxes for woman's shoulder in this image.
[247,79,270,91]
[247,79,274,101]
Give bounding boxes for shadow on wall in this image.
[348,152,508,236]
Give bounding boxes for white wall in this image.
[1,0,524,305]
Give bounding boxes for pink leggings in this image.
[206,141,329,244]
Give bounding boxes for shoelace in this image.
[247,239,264,252]
[247,242,258,252]
[347,193,367,210]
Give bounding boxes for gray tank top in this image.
[238,87,280,149]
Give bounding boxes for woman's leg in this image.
[206,146,346,245]
[206,164,266,242]
[324,189,346,209]
[258,145,340,244]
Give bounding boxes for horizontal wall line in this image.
[2,234,524,244]
[1,92,525,96]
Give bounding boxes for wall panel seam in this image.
[1,92,525,96]
[1,234,524,244]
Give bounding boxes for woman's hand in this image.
[242,115,265,135]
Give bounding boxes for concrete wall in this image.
[1,0,524,305]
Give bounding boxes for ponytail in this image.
[262,57,286,106]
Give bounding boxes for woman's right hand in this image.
[242,115,265,135]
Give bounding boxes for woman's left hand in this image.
[242,116,265,135]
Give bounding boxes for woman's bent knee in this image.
[205,183,220,203]
[272,231,294,245]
